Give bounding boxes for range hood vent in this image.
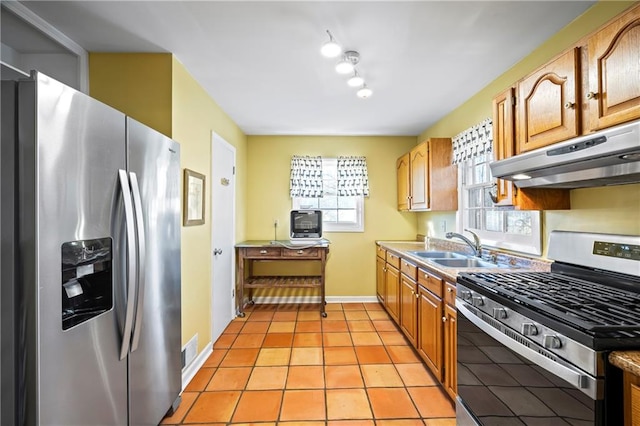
[490,120,640,189]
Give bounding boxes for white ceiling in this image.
[18,1,595,136]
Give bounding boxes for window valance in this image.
[452,118,493,165]
[290,155,323,198]
[337,156,370,197]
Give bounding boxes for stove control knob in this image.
[543,335,562,349]
[472,295,485,307]
[459,290,472,301]
[521,323,538,336]
[492,308,507,319]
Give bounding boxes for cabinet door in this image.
[396,153,410,211]
[443,303,457,401]
[517,48,580,153]
[492,87,516,206]
[385,265,400,323]
[400,275,418,347]
[409,142,429,210]
[417,286,443,381]
[376,255,386,304]
[587,5,640,131]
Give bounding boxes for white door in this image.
[211,132,236,344]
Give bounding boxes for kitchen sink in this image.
[431,258,497,268]
[408,251,466,259]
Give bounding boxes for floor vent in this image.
[181,334,198,369]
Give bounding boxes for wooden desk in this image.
[235,240,330,317]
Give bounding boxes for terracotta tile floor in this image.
[161,302,456,425]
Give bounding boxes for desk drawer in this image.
[244,247,281,257]
[282,247,320,258]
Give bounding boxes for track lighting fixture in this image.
[320,30,342,58]
[357,84,373,99]
[347,71,364,87]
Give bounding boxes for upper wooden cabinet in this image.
[492,87,571,210]
[517,48,580,153]
[409,143,429,210]
[397,138,457,212]
[587,4,640,131]
[396,153,410,211]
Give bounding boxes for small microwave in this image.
[290,210,322,240]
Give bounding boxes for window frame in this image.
[457,154,542,256]
[291,158,365,233]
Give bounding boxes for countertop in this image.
[609,351,640,376]
[376,240,550,283]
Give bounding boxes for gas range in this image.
[455,232,640,425]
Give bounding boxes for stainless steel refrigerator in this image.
[1,71,182,425]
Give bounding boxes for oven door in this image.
[456,299,606,425]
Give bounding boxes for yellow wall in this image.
[89,53,248,353]
[89,53,173,137]
[246,135,417,296]
[171,58,248,352]
[416,1,640,254]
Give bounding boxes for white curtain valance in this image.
[290,155,323,198]
[452,118,493,165]
[337,156,370,197]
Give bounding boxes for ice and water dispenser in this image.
[61,238,113,330]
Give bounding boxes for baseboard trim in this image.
[249,295,379,305]
[181,341,212,391]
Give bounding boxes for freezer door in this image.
[23,73,129,425]
[127,118,182,425]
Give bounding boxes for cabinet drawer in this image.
[244,247,281,257]
[400,259,417,281]
[386,252,401,269]
[418,268,443,298]
[282,247,320,258]
[444,281,456,307]
[376,245,386,259]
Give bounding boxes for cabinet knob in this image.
[297,250,304,254]
[586,91,598,100]
[411,289,415,295]
[260,250,267,254]
[563,101,575,110]
[415,293,419,299]
[442,316,447,322]
[447,287,453,293]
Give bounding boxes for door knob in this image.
[214,248,223,255]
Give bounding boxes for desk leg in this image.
[237,252,245,317]
[320,250,327,317]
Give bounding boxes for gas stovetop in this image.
[458,231,640,350]
[458,271,640,339]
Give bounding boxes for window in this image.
[460,153,542,255]
[292,158,364,232]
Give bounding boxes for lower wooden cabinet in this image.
[418,285,443,381]
[385,265,400,323]
[443,303,457,400]
[376,255,386,304]
[623,370,640,426]
[400,274,418,347]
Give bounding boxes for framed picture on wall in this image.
[183,168,206,226]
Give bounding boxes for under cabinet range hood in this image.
[490,119,640,189]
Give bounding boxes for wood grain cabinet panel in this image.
[517,48,580,153]
[418,285,443,381]
[400,274,418,347]
[385,265,400,323]
[376,254,386,304]
[409,143,429,210]
[396,153,410,211]
[443,303,457,400]
[587,4,640,131]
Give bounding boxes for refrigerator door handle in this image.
[118,169,138,360]
[129,172,147,352]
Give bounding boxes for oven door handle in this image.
[457,300,597,399]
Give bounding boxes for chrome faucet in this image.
[446,229,481,257]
